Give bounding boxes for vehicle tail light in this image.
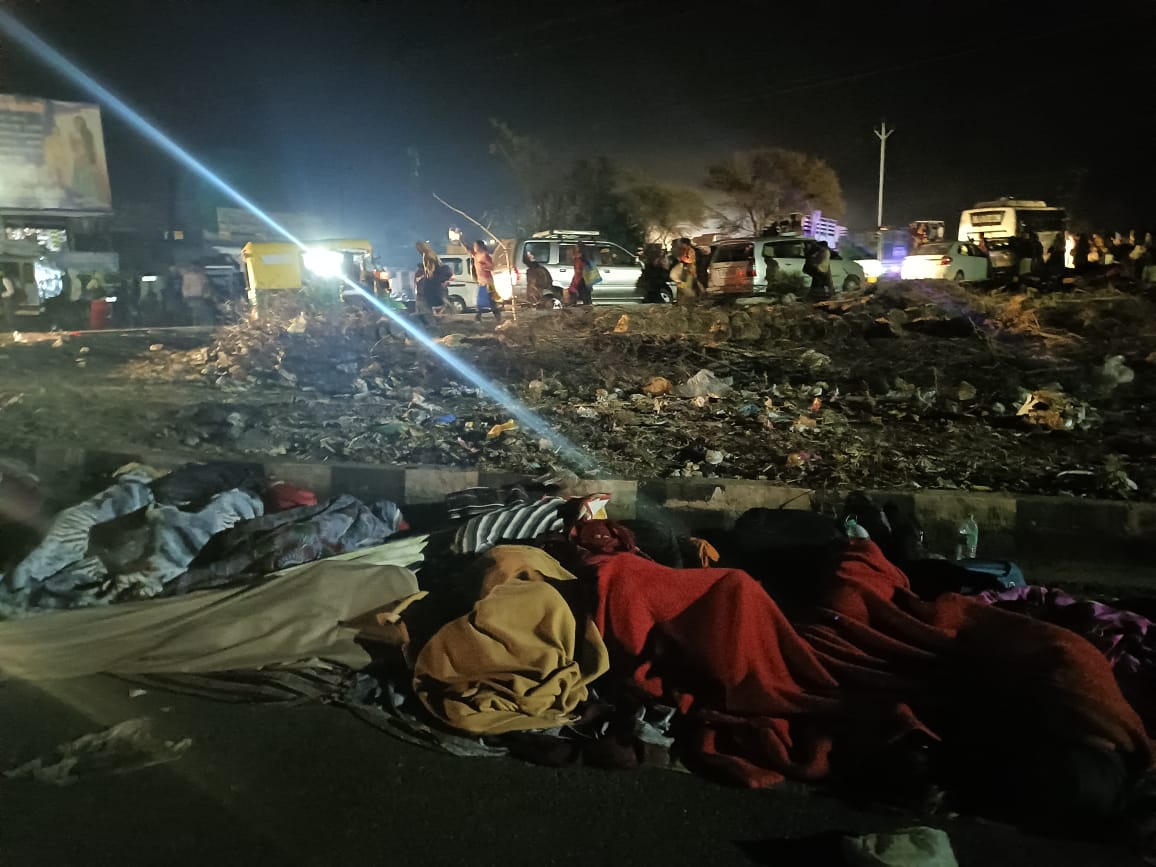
[939,256,952,266]
[747,268,757,278]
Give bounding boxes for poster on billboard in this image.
[0,94,112,213]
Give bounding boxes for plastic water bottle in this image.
[844,516,870,539]
[955,514,979,560]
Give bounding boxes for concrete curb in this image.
[24,445,1156,564]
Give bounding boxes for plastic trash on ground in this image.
[677,369,733,399]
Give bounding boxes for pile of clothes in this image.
[0,461,423,685]
[2,467,1155,851]
[0,461,406,610]
[374,490,1156,849]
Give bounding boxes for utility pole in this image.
[874,121,893,263]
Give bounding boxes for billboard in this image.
[0,94,112,213]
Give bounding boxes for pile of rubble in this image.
[2,280,1153,501]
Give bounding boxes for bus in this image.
[958,199,1068,251]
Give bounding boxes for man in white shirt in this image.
[1,269,19,330]
[180,265,215,326]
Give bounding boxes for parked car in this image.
[706,235,866,296]
[492,230,670,307]
[899,241,990,282]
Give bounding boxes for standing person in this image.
[373,266,392,300]
[567,243,587,306]
[162,265,184,324]
[1043,233,1066,289]
[524,249,551,306]
[805,241,834,298]
[912,222,928,250]
[638,243,671,303]
[976,232,989,255]
[1073,234,1092,274]
[1090,233,1109,268]
[139,275,161,326]
[119,273,142,327]
[180,264,214,326]
[1128,230,1149,281]
[415,241,450,327]
[672,237,699,302]
[0,268,19,330]
[470,240,501,322]
[1025,232,1045,282]
[763,248,781,288]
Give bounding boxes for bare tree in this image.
[704,147,845,235]
[620,178,706,245]
[488,119,573,233]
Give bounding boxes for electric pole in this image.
[874,122,893,262]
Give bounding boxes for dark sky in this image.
[3,0,1155,256]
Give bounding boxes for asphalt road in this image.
[1,675,1145,867]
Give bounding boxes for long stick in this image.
[432,192,517,321]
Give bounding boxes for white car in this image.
[900,241,990,283]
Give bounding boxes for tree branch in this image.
[432,192,518,320]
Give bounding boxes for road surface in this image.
[2,674,1145,867]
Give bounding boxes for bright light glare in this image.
[493,271,515,300]
[855,259,884,279]
[0,6,597,474]
[303,249,344,279]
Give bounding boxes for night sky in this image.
[3,0,1155,255]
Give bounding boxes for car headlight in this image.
[303,249,344,278]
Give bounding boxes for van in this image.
[706,235,866,297]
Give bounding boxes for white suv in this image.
[707,235,865,297]
[493,230,667,306]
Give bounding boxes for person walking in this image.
[470,240,501,322]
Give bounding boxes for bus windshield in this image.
[1018,210,1066,234]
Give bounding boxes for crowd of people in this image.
[1070,229,1154,279]
[925,224,1156,288]
[30,262,248,331]
[636,238,705,303]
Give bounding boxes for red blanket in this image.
[804,543,1152,762]
[592,541,1152,788]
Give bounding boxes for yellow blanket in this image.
[414,545,609,735]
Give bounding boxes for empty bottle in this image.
[955,514,979,560]
[844,515,871,539]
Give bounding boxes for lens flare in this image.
[0,7,596,473]
[345,283,594,471]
